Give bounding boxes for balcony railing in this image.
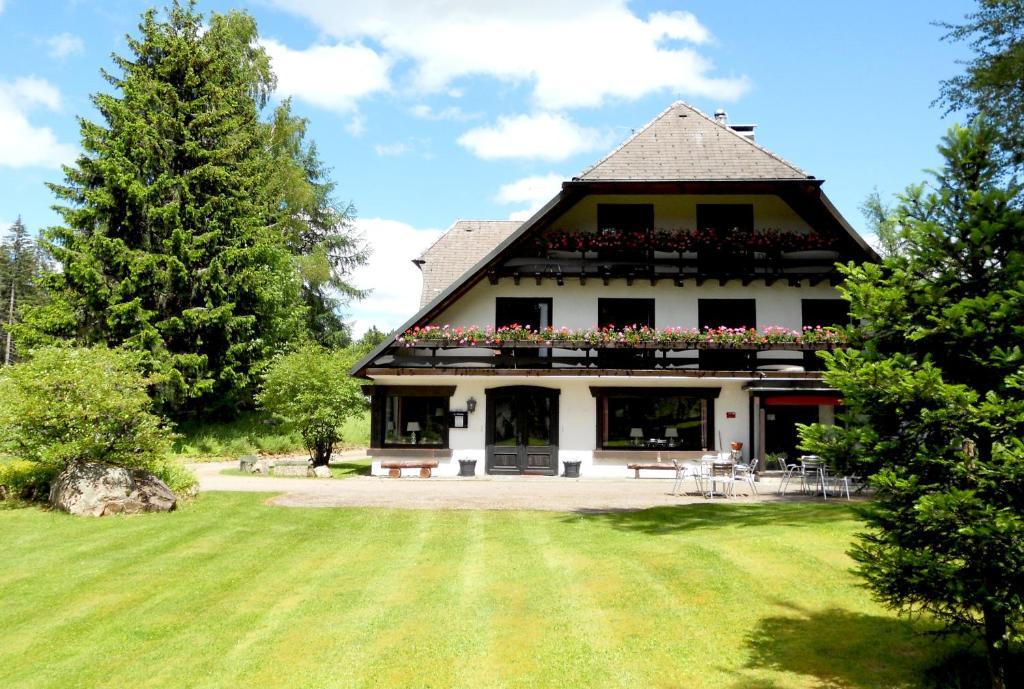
[376,325,845,372]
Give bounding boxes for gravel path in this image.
[190,459,799,512]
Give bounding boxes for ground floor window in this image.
[591,387,718,450]
[368,386,455,448]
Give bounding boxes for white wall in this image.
[368,374,752,478]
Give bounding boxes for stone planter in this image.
[458,459,477,477]
[562,460,581,478]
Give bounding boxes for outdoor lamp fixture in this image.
[664,427,679,446]
[466,397,477,413]
[630,427,644,447]
[406,421,422,445]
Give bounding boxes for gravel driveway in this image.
[190,459,795,512]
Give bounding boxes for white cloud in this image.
[262,38,391,112]
[410,103,477,121]
[46,33,84,59]
[374,141,409,156]
[458,112,609,161]
[267,1,747,109]
[495,173,563,219]
[0,77,76,169]
[345,113,366,136]
[347,218,443,336]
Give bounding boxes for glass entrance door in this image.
[485,386,559,475]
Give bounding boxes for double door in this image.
[485,386,559,475]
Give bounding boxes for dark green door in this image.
[485,386,559,475]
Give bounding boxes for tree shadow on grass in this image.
[565,502,856,535]
[739,599,959,689]
[330,460,371,478]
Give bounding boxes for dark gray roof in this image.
[415,220,521,306]
[576,101,810,182]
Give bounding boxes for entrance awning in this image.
[761,394,842,406]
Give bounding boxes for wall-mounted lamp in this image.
[466,397,477,413]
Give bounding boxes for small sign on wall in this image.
[726,411,737,419]
[449,411,468,428]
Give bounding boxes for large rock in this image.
[311,465,332,479]
[49,462,177,517]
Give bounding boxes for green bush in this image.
[257,344,366,466]
[152,462,198,496]
[0,346,174,471]
[0,460,57,501]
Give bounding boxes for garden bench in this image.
[626,462,676,479]
[380,460,439,478]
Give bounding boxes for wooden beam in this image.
[366,367,828,379]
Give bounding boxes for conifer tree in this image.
[21,1,305,414]
[0,217,51,364]
[802,120,1024,688]
[265,100,368,348]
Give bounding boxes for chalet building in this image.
[351,102,877,477]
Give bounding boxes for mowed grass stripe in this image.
[0,494,955,689]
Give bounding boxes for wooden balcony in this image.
[487,250,844,287]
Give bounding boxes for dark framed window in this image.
[597,203,654,233]
[801,299,850,328]
[597,298,655,329]
[496,297,552,331]
[592,387,718,450]
[801,299,850,370]
[698,298,756,370]
[370,386,454,448]
[696,204,753,232]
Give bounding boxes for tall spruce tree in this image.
[21,2,306,414]
[265,100,368,348]
[801,120,1024,688]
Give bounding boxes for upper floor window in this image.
[597,298,655,329]
[696,204,753,232]
[698,298,756,370]
[496,297,552,331]
[801,299,850,328]
[597,204,654,233]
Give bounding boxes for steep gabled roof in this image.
[415,220,521,307]
[351,100,876,378]
[577,101,810,182]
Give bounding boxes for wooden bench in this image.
[626,462,677,479]
[380,460,439,478]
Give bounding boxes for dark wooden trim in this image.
[589,386,721,398]
[367,367,827,379]
[367,448,454,459]
[592,390,716,452]
[484,385,560,476]
[366,385,457,397]
[369,386,456,449]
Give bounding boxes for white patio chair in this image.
[704,462,735,499]
[732,456,759,496]
[798,455,829,499]
[671,459,693,495]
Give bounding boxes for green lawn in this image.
[170,411,370,461]
[0,495,957,689]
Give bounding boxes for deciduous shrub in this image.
[258,344,366,466]
[0,346,174,471]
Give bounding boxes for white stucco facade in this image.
[368,374,758,478]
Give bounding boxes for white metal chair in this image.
[671,459,698,496]
[703,462,735,499]
[794,455,828,499]
[732,456,759,496]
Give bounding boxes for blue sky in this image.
[0,0,973,333]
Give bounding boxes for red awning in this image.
[762,394,842,407]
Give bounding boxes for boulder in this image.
[49,462,177,517]
[311,465,332,479]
